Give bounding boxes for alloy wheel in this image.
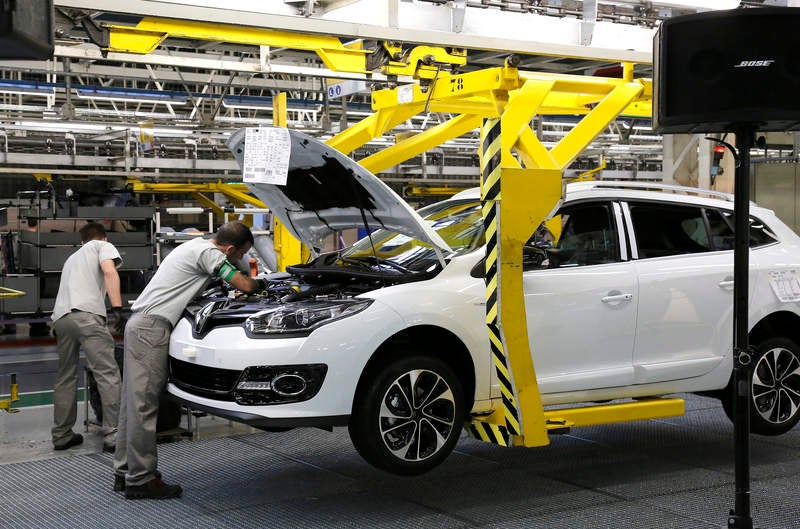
[752,346,800,425]
[378,369,457,462]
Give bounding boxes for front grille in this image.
[169,357,242,401]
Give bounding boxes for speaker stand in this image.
[727,126,756,529]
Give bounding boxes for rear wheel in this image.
[722,337,800,436]
[349,355,464,475]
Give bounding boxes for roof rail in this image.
[568,180,734,202]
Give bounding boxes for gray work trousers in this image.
[113,312,172,486]
[52,311,120,444]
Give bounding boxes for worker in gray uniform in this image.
[114,221,262,500]
[52,222,124,452]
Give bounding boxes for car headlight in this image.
[245,298,373,336]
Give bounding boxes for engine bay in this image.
[183,250,441,338]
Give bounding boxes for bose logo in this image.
[734,60,775,68]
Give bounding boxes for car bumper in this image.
[167,301,409,420]
[167,389,348,429]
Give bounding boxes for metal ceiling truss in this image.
[3,0,757,188]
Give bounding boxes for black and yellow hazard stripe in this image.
[464,421,511,447]
[477,117,521,439]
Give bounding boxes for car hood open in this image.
[227,127,451,255]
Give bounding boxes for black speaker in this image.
[653,7,800,134]
[0,0,54,60]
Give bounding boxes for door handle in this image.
[718,277,735,289]
[601,293,632,303]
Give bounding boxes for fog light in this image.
[271,374,307,397]
[236,380,272,391]
[233,364,327,405]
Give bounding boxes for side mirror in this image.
[470,257,485,278]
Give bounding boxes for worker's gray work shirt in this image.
[131,237,227,327]
[51,240,122,322]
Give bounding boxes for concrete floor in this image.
[1,393,799,528]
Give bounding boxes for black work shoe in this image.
[53,433,83,451]
[124,477,182,500]
[113,471,160,492]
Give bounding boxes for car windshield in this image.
[341,199,484,271]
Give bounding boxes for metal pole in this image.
[728,126,755,529]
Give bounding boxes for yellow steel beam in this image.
[497,166,562,447]
[0,287,25,299]
[271,98,308,270]
[403,185,471,197]
[190,192,224,217]
[367,67,651,122]
[105,18,467,78]
[130,180,266,209]
[0,373,20,414]
[359,114,482,174]
[550,81,643,168]
[218,185,266,209]
[382,45,467,79]
[574,157,607,181]
[500,80,554,169]
[106,18,370,73]
[326,105,425,154]
[544,398,685,429]
[274,92,287,128]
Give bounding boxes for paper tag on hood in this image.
[243,127,291,185]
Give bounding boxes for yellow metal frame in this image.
[325,60,680,447]
[574,156,607,181]
[128,180,266,226]
[106,18,370,73]
[108,16,670,443]
[0,373,20,414]
[103,18,466,78]
[0,286,25,299]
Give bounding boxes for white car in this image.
[168,128,800,475]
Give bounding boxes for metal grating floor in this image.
[2,394,799,528]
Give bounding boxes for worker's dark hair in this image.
[26,218,38,228]
[214,221,254,248]
[79,222,107,243]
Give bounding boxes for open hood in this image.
[227,127,451,255]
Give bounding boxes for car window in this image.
[344,199,485,271]
[711,210,778,249]
[629,202,710,258]
[525,203,619,270]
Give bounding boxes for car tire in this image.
[721,337,800,436]
[349,355,465,476]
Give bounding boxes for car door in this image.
[626,201,739,384]
[523,201,637,394]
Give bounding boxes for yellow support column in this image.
[0,373,20,414]
[465,118,517,446]
[273,92,287,128]
[271,92,306,271]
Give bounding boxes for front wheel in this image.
[722,337,800,436]
[349,356,465,476]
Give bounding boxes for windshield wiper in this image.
[344,255,412,274]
